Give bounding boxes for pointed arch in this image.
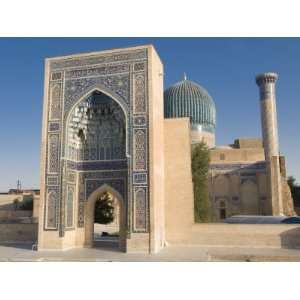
[64,84,129,158]
[241,179,259,214]
[84,183,126,249]
[87,183,125,207]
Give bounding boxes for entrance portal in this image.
[39,45,165,253]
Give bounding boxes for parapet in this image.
[233,138,263,149]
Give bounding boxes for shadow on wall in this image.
[0,203,17,210]
[0,242,35,251]
[280,227,300,249]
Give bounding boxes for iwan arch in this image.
[39,44,295,253]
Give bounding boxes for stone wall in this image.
[0,210,32,221]
[234,138,263,149]
[168,223,300,249]
[191,129,215,148]
[164,118,194,243]
[148,46,165,253]
[208,164,269,221]
[0,194,23,210]
[208,142,271,221]
[210,148,265,163]
[0,223,38,242]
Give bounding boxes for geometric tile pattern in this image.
[44,48,149,235]
[133,187,148,231]
[133,115,147,126]
[66,185,74,228]
[49,122,60,131]
[132,69,148,231]
[50,49,147,70]
[63,74,130,117]
[46,186,59,228]
[77,171,127,228]
[66,160,127,171]
[133,73,146,113]
[133,172,147,185]
[47,176,59,186]
[67,171,76,183]
[43,70,63,231]
[133,128,147,171]
[50,82,62,120]
[48,134,60,173]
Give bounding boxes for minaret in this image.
[256,72,283,215]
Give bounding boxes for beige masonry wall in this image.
[0,194,23,210]
[0,210,32,221]
[209,144,269,221]
[210,148,265,163]
[191,129,215,148]
[148,46,165,253]
[180,224,300,249]
[164,118,194,243]
[0,223,38,242]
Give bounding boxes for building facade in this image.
[38,44,295,253]
[164,71,295,222]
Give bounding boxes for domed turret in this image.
[164,75,216,147]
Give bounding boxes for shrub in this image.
[192,141,211,222]
[288,176,300,207]
[19,198,33,210]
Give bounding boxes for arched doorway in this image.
[241,179,259,214]
[93,191,121,249]
[85,184,126,251]
[93,191,120,244]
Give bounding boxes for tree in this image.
[19,198,33,211]
[191,140,211,222]
[94,192,115,224]
[287,176,300,207]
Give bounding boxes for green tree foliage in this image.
[94,192,115,224]
[192,141,211,222]
[19,199,33,210]
[19,197,33,211]
[288,176,300,207]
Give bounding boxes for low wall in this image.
[166,223,300,249]
[0,195,22,210]
[0,223,38,242]
[0,210,32,220]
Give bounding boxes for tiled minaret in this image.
[256,72,283,215]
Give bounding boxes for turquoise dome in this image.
[164,77,216,133]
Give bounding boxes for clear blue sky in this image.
[0,37,299,191]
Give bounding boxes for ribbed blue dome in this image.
[164,78,216,133]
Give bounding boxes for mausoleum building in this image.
[38,44,295,253]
